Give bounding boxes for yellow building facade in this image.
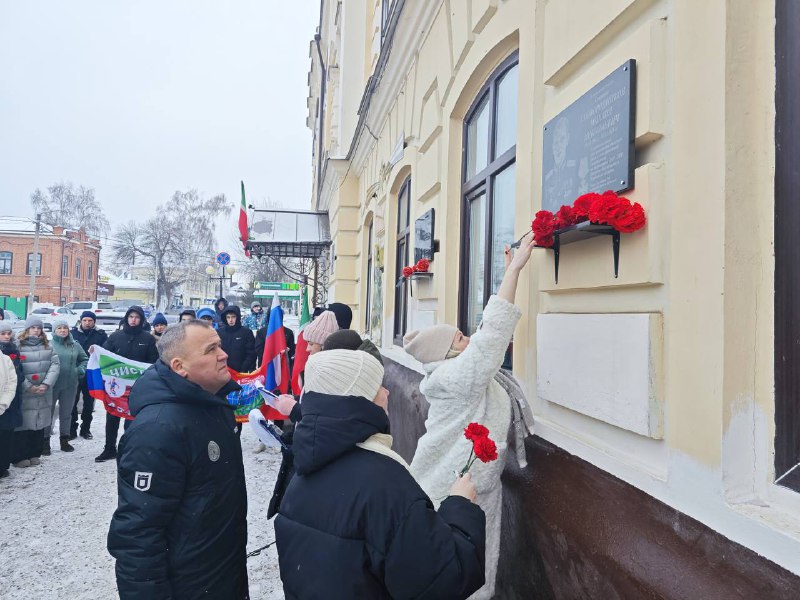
[308,0,799,594]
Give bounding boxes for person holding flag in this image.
[261,293,290,395]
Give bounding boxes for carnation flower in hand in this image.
[473,436,498,463]
[464,422,489,441]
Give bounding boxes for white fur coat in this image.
[410,295,522,599]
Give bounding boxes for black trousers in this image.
[11,429,44,462]
[104,413,131,451]
[0,429,12,472]
[70,379,94,435]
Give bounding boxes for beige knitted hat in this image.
[403,324,459,365]
[303,310,340,346]
[304,349,385,400]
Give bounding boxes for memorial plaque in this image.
[541,59,636,213]
[414,209,435,263]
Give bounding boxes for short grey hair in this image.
[156,320,214,365]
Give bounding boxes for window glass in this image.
[491,163,517,294]
[495,65,519,158]
[466,193,486,334]
[0,251,11,274]
[75,258,81,279]
[466,94,490,180]
[26,253,42,276]
[88,261,93,281]
[63,256,69,278]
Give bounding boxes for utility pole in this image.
[28,213,41,314]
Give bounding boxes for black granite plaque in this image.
[541,59,636,213]
[414,208,435,262]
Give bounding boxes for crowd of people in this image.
[1,234,537,600]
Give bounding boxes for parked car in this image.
[65,301,128,333]
[28,306,80,331]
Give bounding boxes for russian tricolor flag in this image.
[263,293,290,394]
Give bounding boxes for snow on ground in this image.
[0,409,285,600]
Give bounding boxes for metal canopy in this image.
[246,209,331,259]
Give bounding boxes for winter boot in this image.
[41,438,51,456]
[29,457,41,466]
[94,447,117,462]
[80,430,93,440]
[60,436,75,452]
[13,460,30,468]
[68,432,78,441]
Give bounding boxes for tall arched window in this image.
[394,177,411,344]
[0,251,11,274]
[460,52,519,335]
[365,218,374,332]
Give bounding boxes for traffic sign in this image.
[216,252,231,266]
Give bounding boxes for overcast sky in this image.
[0,1,318,251]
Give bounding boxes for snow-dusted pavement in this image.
[0,411,285,600]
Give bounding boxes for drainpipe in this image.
[314,2,327,207]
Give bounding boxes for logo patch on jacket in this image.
[208,441,221,462]
[134,471,152,492]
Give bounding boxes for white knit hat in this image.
[403,324,459,365]
[304,349,384,401]
[303,310,340,346]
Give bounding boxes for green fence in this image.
[0,296,28,318]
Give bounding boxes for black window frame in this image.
[0,251,11,275]
[62,255,69,278]
[381,0,393,40]
[774,0,800,492]
[75,257,81,280]
[88,260,93,281]
[365,218,374,331]
[394,177,411,345]
[459,52,519,337]
[26,252,42,276]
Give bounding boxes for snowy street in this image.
[0,412,285,600]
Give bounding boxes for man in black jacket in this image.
[69,311,108,440]
[95,306,159,463]
[275,349,485,599]
[108,320,249,599]
[218,305,255,373]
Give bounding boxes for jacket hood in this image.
[128,360,240,417]
[196,306,217,321]
[220,305,242,328]
[122,306,146,335]
[291,390,390,476]
[215,297,229,311]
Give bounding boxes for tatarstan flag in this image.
[239,180,250,257]
[291,286,311,395]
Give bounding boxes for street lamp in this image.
[206,264,236,299]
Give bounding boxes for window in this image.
[775,1,800,492]
[365,219,374,331]
[88,261,93,281]
[394,177,411,344]
[460,53,519,337]
[381,0,393,39]
[26,253,42,276]
[62,255,69,278]
[75,258,82,279]
[0,251,11,274]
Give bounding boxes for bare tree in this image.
[112,190,232,309]
[30,182,111,237]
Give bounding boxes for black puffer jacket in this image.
[107,361,248,600]
[275,391,486,599]
[0,341,23,431]
[218,306,255,373]
[104,307,158,363]
[71,325,108,354]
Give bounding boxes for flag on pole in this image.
[263,293,290,394]
[291,285,311,395]
[239,181,250,257]
[87,347,151,420]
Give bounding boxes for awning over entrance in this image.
[246,209,331,259]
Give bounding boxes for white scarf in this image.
[356,433,410,471]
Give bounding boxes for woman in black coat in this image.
[274,349,486,599]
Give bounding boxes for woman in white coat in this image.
[403,233,535,600]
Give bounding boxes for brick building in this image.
[0,219,101,306]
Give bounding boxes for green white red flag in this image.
[239,180,250,257]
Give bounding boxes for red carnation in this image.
[613,202,646,233]
[588,191,628,225]
[415,258,430,272]
[532,210,557,247]
[573,192,600,220]
[536,235,555,248]
[473,435,498,463]
[19,355,26,360]
[402,266,414,278]
[8,354,17,360]
[554,205,576,229]
[464,422,489,441]
[31,374,39,381]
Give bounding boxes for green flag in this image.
[299,286,310,331]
